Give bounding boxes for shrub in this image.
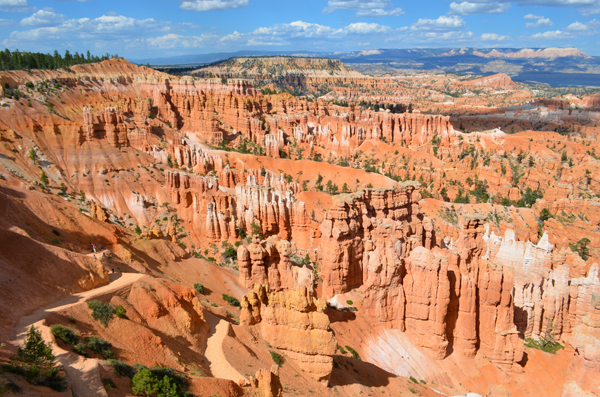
[68,315,76,323]
[345,345,360,360]
[74,343,88,357]
[86,337,114,359]
[409,376,418,384]
[339,347,346,354]
[102,378,116,391]
[108,359,135,378]
[346,300,353,305]
[131,369,159,396]
[222,294,240,307]
[193,283,204,294]
[134,225,142,235]
[115,305,127,318]
[270,351,283,366]
[50,324,77,345]
[524,337,564,354]
[87,300,114,327]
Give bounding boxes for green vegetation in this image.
[49,324,77,345]
[524,317,564,354]
[86,337,114,359]
[345,345,360,360]
[130,366,188,397]
[109,359,135,378]
[87,300,115,327]
[193,283,205,294]
[134,225,142,235]
[7,326,66,391]
[570,238,591,260]
[409,376,418,384]
[270,351,284,366]
[115,304,127,319]
[74,343,88,357]
[222,294,240,307]
[0,49,115,71]
[346,300,354,305]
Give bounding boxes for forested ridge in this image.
[0,49,119,71]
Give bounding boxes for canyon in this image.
[0,57,599,397]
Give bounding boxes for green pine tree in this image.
[11,326,56,381]
[131,369,159,396]
[40,171,49,186]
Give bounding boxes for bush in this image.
[222,294,240,307]
[345,345,360,360]
[50,324,77,345]
[409,376,418,384]
[346,300,353,305]
[68,315,76,323]
[130,367,186,396]
[108,359,135,378]
[86,336,114,359]
[115,305,127,318]
[102,378,116,391]
[193,283,204,294]
[87,300,114,327]
[524,337,564,354]
[270,351,283,366]
[74,343,88,357]
[339,347,346,354]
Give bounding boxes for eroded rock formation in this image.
[240,284,337,384]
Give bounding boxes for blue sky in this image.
[0,0,599,58]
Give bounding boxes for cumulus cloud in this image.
[481,32,510,40]
[450,0,600,16]
[323,0,404,17]
[0,0,36,12]
[448,2,510,15]
[525,17,553,28]
[344,22,391,34]
[529,30,574,39]
[179,0,249,11]
[411,16,466,31]
[21,10,65,27]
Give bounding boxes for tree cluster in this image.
[0,49,117,71]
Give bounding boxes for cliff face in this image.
[240,284,337,384]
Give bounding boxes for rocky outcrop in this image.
[250,366,283,397]
[240,284,337,385]
[320,183,424,297]
[237,235,314,292]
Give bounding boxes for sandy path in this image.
[204,312,247,384]
[13,273,145,397]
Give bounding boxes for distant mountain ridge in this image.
[133,47,600,87]
[131,47,592,66]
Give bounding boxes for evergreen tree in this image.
[40,171,49,186]
[11,326,56,381]
[131,369,159,396]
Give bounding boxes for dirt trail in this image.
[204,312,247,384]
[12,272,145,397]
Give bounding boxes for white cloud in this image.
[529,29,574,39]
[523,13,542,19]
[0,18,17,28]
[453,0,600,16]
[525,17,553,28]
[411,16,465,31]
[0,0,36,12]
[448,2,510,15]
[179,0,249,11]
[481,32,510,40]
[21,10,65,27]
[344,22,391,34]
[146,32,221,49]
[323,0,404,17]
